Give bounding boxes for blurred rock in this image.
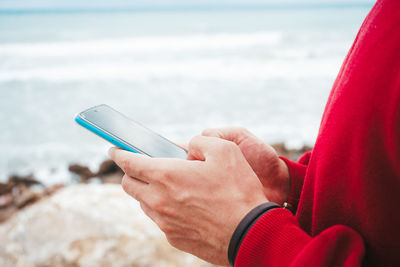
[0,206,17,224]
[0,175,65,224]
[272,142,313,161]
[44,184,65,196]
[271,142,287,154]
[8,174,42,187]
[0,193,15,223]
[96,159,123,184]
[0,193,13,208]
[96,159,123,176]
[101,173,123,184]
[13,188,41,209]
[0,182,13,195]
[1,174,42,197]
[68,164,95,182]
[0,184,214,267]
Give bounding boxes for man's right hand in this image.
[200,127,290,205]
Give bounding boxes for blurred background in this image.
[0,0,374,185]
[0,1,377,266]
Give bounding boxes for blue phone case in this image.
[75,115,139,154]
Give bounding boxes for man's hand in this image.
[109,136,268,266]
[202,127,290,205]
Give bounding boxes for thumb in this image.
[202,126,248,145]
[187,135,221,161]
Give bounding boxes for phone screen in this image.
[79,105,187,159]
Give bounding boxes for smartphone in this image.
[75,104,187,159]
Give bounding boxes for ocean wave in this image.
[0,30,348,82]
[0,58,340,82]
[0,32,282,56]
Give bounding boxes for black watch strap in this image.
[227,202,280,266]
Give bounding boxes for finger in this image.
[187,135,227,161]
[109,147,155,183]
[175,141,188,151]
[110,147,191,184]
[139,201,157,221]
[201,128,225,138]
[121,174,149,201]
[202,126,248,144]
[139,201,167,230]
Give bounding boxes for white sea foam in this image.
[0,31,343,82]
[0,58,340,82]
[0,32,281,57]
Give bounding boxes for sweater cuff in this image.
[279,155,309,212]
[227,202,280,266]
[235,208,312,267]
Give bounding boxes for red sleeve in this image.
[235,209,365,267]
[279,152,311,212]
[235,0,399,265]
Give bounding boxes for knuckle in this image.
[221,141,240,155]
[121,175,130,192]
[121,159,132,174]
[213,142,225,154]
[121,175,141,200]
[239,126,249,134]
[166,236,179,248]
[157,220,171,234]
[175,191,190,203]
[188,135,201,147]
[218,139,235,150]
[152,162,172,185]
[201,128,215,136]
[136,167,146,179]
[161,169,174,184]
[149,196,167,213]
[139,202,153,218]
[233,126,249,135]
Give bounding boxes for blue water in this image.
[0,6,372,184]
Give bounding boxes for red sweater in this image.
[236,1,400,266]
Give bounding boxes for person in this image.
[109,0,400,266]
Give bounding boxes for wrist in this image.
[277,158,290,202]
[262,158,290,205]
[227,202,280,266]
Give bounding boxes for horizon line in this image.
[0,3,373,15]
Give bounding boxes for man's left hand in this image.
[109,135,268,266]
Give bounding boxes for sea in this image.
[0,4,373,184]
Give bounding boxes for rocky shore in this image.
[0,143,311,266]
[0,184,215,267]
[0,159,124,224]
[0,142,311,224]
